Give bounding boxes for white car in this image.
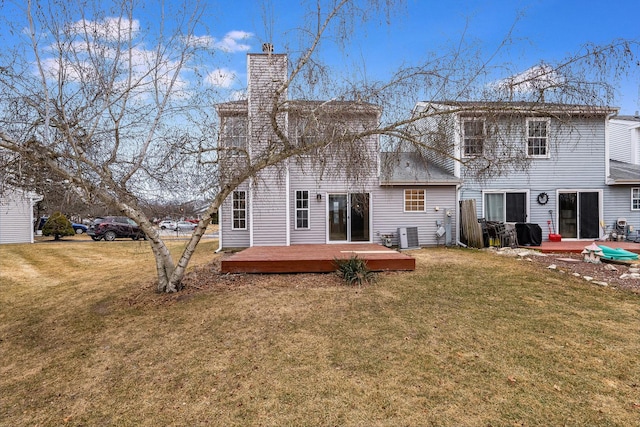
[158,220,176,230]
[174,221,197,231]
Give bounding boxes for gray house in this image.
[411,101,638,241]
[216,51,459,250]
[607,115,640,234]
[0,188,42,244]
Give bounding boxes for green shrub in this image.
[335,255,375,286]
[42,212,75,240]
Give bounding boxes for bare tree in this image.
[0,0,221,291]
[1,0,637,292]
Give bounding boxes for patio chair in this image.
[625,224,640,243]
[491,222,518,248]
[599,220,615,241]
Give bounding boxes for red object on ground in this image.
[548,233,562,242]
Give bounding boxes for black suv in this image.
[87,216,146,241]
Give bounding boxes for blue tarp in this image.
[598,245,639,261]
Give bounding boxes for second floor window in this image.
[527,118,550,157]
[463,120,485,157]
[291,116,321,148]
[221,116,247,154]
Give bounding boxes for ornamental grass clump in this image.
[42,211,75,240]
[335,255,375,286]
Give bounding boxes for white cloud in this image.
[213,31,253,52]
[206,68,237,88]
[494,64,565,94]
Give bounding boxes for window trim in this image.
[526,117,550,159]
[295,190,310,229]
[462,118,486,158]
[221,116,248,156]
[404,189,426,212]
[231,190,247,230]
[632,187,640,211]
[291,115,321,149]
[482,190,530,222]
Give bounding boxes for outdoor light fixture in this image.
[316,193,322,201]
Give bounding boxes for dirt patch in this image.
[124,257,346,308]
[491,247,640,293]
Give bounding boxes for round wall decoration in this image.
[537,192,549,205]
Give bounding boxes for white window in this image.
[526,118,550,158]
[462,119,485,157]
[232,191,247,230]
[222,116,247,154]
[295,190,309,229]
[632,188,640,210]
[291,116,321,148]
[484,191,528,222]
[404,189,425,212]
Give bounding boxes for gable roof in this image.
[415,101,618,117]
[216,99,381,117]
[380,152,460,186]
[609,159,640,184]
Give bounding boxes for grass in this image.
[1,241,639,426]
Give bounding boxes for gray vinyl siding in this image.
[462,117,607,187]
[412,110,457,175]
[459,117,614,239]
[604,186,640,231]
[220,184,250,249]
[288,147,380,244]
[251,171,288,246]
[609,120,631,163]
[0,191,35,244]
[372,186,457,246]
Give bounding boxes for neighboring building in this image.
[0,188,43,244]
[411,101,636,241]
[216,50,460,250]
[607,114,640,233]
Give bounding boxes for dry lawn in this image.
[1,241,639,426]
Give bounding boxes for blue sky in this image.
[211,0,640,113]
[1,0,639,113]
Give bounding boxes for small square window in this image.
[404,189,425,212]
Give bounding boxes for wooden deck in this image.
[220,244,416,274]
[535,240,640,254]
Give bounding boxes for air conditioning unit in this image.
[398,226,419,249]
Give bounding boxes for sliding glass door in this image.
[328,193,370,242]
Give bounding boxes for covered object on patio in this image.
[220,244,416,274]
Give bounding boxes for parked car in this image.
[87,216,146,241]
[158,219,176,230]
[36,216,87,234]
[72,223,88,234]
[173,221,197,231]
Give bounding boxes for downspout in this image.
[285,161,291,246]
[604,111,616,185]
[455,184,465,247]
[215,207,224,253]
[249,177,254,247]
[29,193,43,243]
[453,114,461,179]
